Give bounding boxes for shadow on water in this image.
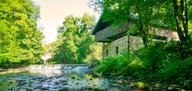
[0,64,131,91]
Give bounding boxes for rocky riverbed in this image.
[0,64,130,91]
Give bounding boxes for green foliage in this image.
[90,0,175,46]
[90,0,192,89]
[94,53,145,78]
[53,14,101,64]
[94,43,169,78]
[90,0,192,45]
[94,41,192,89]
[0,0,43,65]
[136,43,167,73]
[156,56,192,89]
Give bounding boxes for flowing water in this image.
[0,64,131,91]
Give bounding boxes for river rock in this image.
[76,82,79,85]
[54,81,60,85]
[8,88,13,91]
[26,87,33,91]
[70,66,91,75]
[41,85,49,90]
[62,82,68,85]
[59,87,69,91]
[71,76,75,79]
[17,80,26,86]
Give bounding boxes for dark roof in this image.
[92,14,112,35]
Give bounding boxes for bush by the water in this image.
[94,41,192,89]
[94,53,144,78]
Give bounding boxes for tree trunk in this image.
[136,0,148,47]
[180,0,189,39]
[172,0,186,42]
[184,0,189,39]
[138,18,148,47]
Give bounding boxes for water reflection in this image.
[0,65,130,91]
[28,69,63,76]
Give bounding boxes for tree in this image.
[0,0,43,65]
[53,14,96,64]
[172,0,192,42]
[92,1,183,43]
[90,0,192,44]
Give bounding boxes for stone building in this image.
[92,15,179,58]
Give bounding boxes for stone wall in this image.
[149,27,179,41]
[102,36,144,58]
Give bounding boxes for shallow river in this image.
[0,64,130,91]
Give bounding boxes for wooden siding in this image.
[95,23,130,42]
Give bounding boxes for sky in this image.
[34,0,100,44]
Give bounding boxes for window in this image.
[106,49,108,56]
[116,46,119,54]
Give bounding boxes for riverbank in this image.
[0,64,130,91]
[107,76,185,91]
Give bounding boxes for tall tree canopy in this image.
[0,0,43,64]
[90,0,192,45]
[53,14,96,64]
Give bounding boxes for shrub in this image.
[154,56,192,89]
[94,40,192,89]
[94,55,125,76]
[94,53,145,78]
[136,45,166,72]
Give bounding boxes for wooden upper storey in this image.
[93,14,179,43]
[93,22,130,43]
